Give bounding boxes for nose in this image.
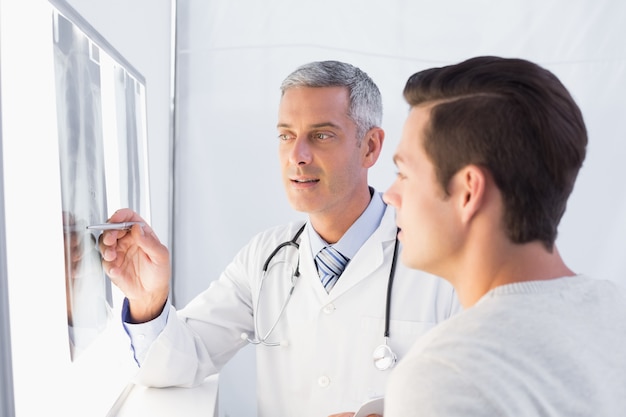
[383,184,398,207]
[289,136,312,165]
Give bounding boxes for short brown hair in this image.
[403,56,587,250]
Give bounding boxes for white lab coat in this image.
[134,202,460,417]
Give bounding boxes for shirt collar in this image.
[308,187,386,260]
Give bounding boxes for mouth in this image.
[290,178,319,185]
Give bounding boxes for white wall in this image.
[173,1,626,416]
[0,0,171,415]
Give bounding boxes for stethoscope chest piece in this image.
[372,339,397,371]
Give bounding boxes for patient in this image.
[382,56,626,416]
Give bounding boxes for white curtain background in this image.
[172,1,626,416]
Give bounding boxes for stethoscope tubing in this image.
[246,223,399,370]
[384,232,400,338]
[245,224,305,347]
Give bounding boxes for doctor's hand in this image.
[99,208,171,323]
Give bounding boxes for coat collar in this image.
[299,203,398,301]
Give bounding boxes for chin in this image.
[286,197,316,214]
[401,251,428,272]
[286,191,324,212]
[400,251,417,268]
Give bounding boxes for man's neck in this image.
[455,241,575,308]
[310,187,373,244]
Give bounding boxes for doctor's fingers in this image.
[98,208,148,248]
[102,238,170,287]
[129,222,170,265]
[107,207,144,223]
[98,222,160,258]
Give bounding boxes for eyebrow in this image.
[392,154,404,166]
[276,122,342,130]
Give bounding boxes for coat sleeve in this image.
[131,224,296,388]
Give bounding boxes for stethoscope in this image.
[242,223,400,371]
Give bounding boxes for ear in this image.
[457,164,487,224]
[362,127,385,168]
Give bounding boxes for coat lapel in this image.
[298,205,398,302]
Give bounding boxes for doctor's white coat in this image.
[133,201,460,417]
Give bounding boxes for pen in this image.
[86,221,146,231]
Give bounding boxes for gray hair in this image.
[280,60,383,142]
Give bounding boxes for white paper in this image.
[353,397,384,417]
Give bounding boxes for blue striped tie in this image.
[315,246,349,292]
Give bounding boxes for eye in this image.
[277,133,293,142]
[313,132,331,140]
[395,171,407,180]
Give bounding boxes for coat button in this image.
[323,303,335,314]
[317,375,330,388]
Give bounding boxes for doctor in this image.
[99,60,460,417]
